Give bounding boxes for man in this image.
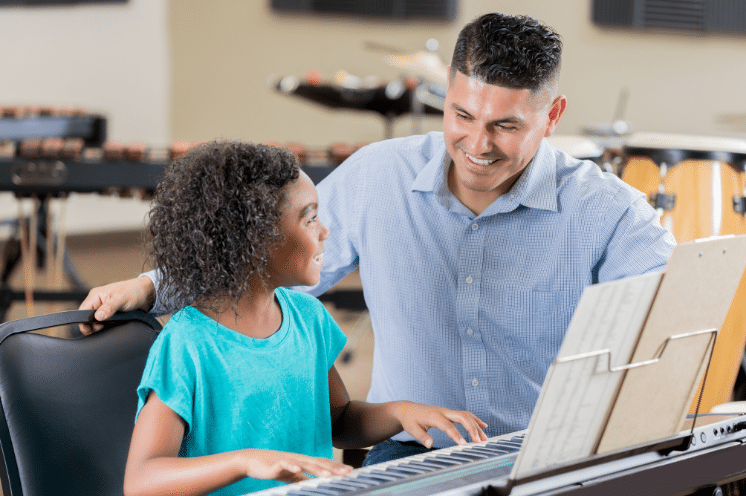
[80,13,675,465]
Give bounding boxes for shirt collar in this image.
[410,136,558,215]
[504,138,558,213]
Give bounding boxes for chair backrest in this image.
[0,310,161,496]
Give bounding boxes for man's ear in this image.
[544,95,567,137]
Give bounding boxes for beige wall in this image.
[1,0,170,144]
[4,1,744,148]
[170,0,746,147]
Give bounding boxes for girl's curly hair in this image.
[148,140,300,311]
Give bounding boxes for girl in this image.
[123,141,487,496]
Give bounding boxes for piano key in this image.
[384,466,426,476]
[425,454,465,465]
[405,460,448,471]
[293,488,340,496]
[364,469,408,480]
[436,452,486,462]
[466,446,513,456]
[322,479,371,491]
[354,473,398,484]
[313,482,356,495]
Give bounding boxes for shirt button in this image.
[471,223,479,231]
[466,276,473,284]
[472,378,479,387]
[466,328,474,336]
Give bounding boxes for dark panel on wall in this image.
[592,0,746,34]
[271,0,458,21]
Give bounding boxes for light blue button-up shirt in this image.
[304,132,675,447]
[150,131,675,448]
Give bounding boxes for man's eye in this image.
[307,215,318,224]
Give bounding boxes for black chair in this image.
[0,309,161,496]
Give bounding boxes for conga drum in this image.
[620,132,746,414]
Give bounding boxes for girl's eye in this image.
[307,215,318,224]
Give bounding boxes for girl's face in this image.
[266,172,330,288]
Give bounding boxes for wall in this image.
[169,0,746,146]
[0,0,170,236]
[0,0,170,144]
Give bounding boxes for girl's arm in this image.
[328,366,489,450]
[124,391,352,496]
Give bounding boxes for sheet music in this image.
[512,272,662,479]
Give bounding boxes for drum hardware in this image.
[734,196,746,215]
[652,161,677,215]
[649,192,677,211]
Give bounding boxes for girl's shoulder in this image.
[158,306,213,341]
[276,287,325,312]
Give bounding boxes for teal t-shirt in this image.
[136,288,347,495]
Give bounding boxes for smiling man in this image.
[80,12,676,466]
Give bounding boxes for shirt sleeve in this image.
[139,269,182,316]
[135,323,195,433]
[595,188,677,283]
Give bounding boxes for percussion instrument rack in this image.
[0,113,106,147]
[0,139,365,321]
[271,74,445,139]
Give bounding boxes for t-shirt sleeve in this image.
[318,303,347,370]
[135,324,195,433]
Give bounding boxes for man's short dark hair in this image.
[450,12,562,92]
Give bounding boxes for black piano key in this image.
[438,452,489,462]
[292,488,340,496]
[385,466,425,476]
[431,454,472,464]
[417,457,458,468]
[464,446,506,456]
[486,441,521,451]
[323,479,371,490]
[312,484,351,496]
[366,469,408,480]
[405,460,447,471]
[355,472,396,485]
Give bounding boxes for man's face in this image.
[443,70,565,213]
